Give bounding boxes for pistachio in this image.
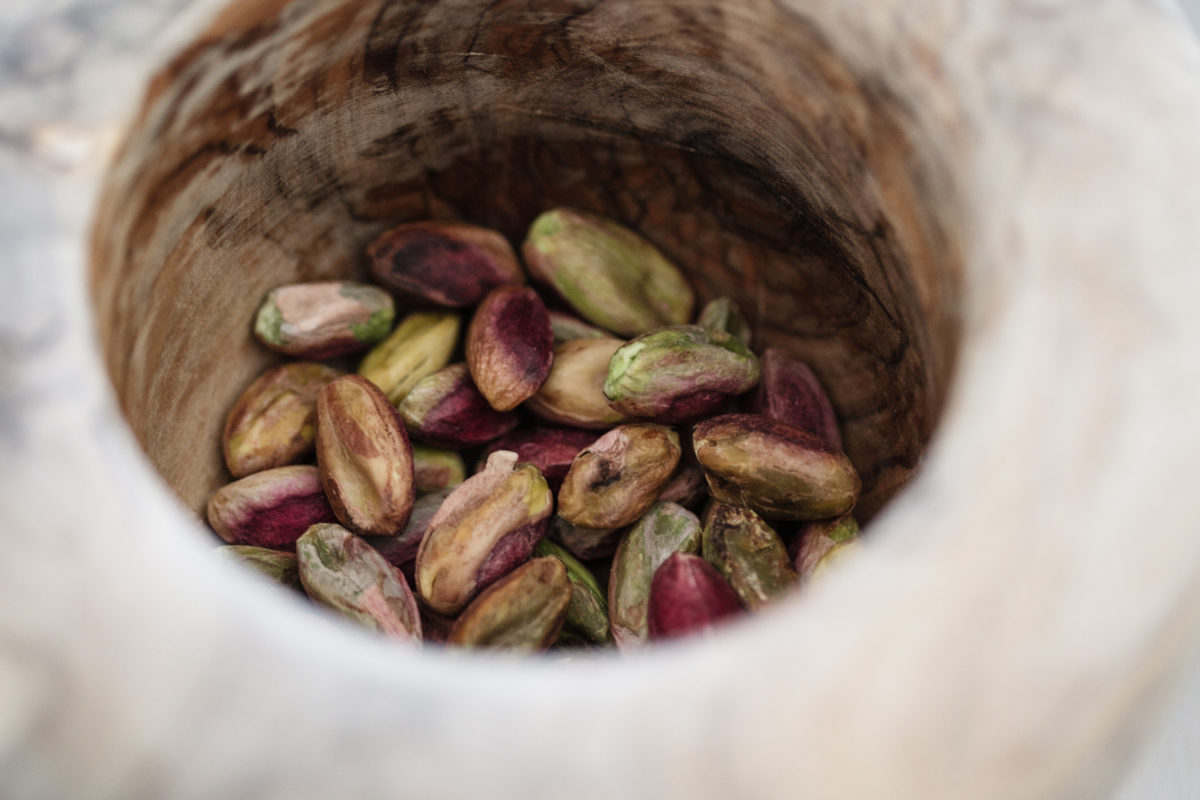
[296,523,422,643]
[222,362,341,478]
[656,459,708,509]
[793,515,860,579]
[466,285,554,411]
[254,281,394,359]
[316,375,415,537]
[647,552,742,641]
[535,539,611,644]
[608,501,702,648]
[358,311,461,405]
[747,348,842,450]
[215,545,302,590]
[693,414,860,521]
[558,423,682,529]
[604,325,760,423]
[447,557,571,650]
[548,310,608,344]
[550,516,625,560]
[410,444,466,494]
[523,208,693,336]
[206,465,336,549]
[808,538,862,584]
[398,363,520,449]
[367,221,525,308]
[696,296,752,347]
[526,338,629,429]
[701,502,797,610]
[363,489,451,572]
[479,426,598,491]
[415,451,553,615]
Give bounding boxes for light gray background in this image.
[1113,5,1200,798]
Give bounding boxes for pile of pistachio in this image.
[208,208,863,650]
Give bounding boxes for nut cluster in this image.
[208,209,864,651]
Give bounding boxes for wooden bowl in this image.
[4,0,1200,797]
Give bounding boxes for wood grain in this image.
[91,0,963,523]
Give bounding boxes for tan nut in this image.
[222,362,341,478]
[316,375,415,537]
[558,424,681,529]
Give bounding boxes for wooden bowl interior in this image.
[90,0,963,525]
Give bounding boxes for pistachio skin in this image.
[647,553,742,641]
[447,557,572,650]
[535,539,611,644]
[362,489,451,572]
[793,515,860,579]
[398,363,520,449]
[608,501,702,649]
[410,445,466,494]
[479,426,598,492]
[466,285,554,411]
[526,338,629,430]
[368,221,525,308]
[207,465,337,549]
[215,546,302,590]
[604,325,760,424]
[296,523,422,643]
[693,414,860,521]
[701,502,798,610]
[523,208,693,337]
[357,311,461,405]
[316,375,416,537]
[548,310,608,343]
[254,281,394,359]
[222,362,341,479]
[557,424,682,530]
[415,451,553,616]
[696,296,752,347]
[747,348,842,450]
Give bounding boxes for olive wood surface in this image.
[2,1,1200,799]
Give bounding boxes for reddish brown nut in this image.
[693,414,860,521]
[415,451,553,616]
[648,552,742,641]
[558,424,682,529]
[479,426,598,492]
[447,557,572,650]
[316,375,415,536]
[367,221,524,308]
[253,281,394,359]
[206,465,337,549]
[398,363,520,449]
[466,285,554,411]
[526,338,629,429]
[746,348,842,450]
[223,362,341,478]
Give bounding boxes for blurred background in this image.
[1186,0,1200,28]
